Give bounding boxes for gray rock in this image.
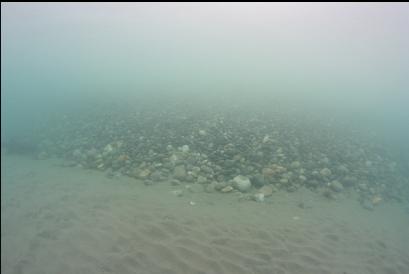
[205,182,218,193]
[173,165,186,180]
[221,185,234,193]
[214,182,228,191]
[170,179,181,186]
[258,185,275,197]
[330,180,344,192]
[233,175,252,192]
[171,190,184,197]
[185,184,203,193]
[251,174,265,188]
[197,175,207,184]
[180,145,190,153]
[320,168,332,178]
[361,199,374,211]
[306,179,319,188]
[150,171,162,181]
[253,193,265,203]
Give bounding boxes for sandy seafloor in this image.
[1,154,409,274]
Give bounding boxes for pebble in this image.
[329,180,344,192]
[221,186,234,193]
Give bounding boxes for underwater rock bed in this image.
[33,101,409,209]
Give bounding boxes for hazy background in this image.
[1,3,409,158]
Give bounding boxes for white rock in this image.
[254,193,265,203]
[104,144,113,153]
[233,175,252,192]
[180,145,190,153]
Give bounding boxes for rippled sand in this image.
[2,155,409,274]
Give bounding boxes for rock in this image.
[180,145,190,153]
[86,148,98,158]
[271,164,287,174]
[221,186,234,193]
[171,190,184,197]
[287,185,298,192]
[262,168,274,179]
[306,179,319,188]
[197,175,207,184]
[150,170,162,181]
[253,193,265,203]
[361,199,374,211]
[342,175,357,187]
[186,184,203,193]
[214,182,228,191]
[290,161,301,169]
[322,188,335,199]
[337,164,349,175]
[358,183,368,191]
[72,149,82,159]
[173,165,186,180]
[185,174,195,182]
[103,144,114,155]
[192,166,201,174]
[279,178,289,185]
[298,175,307,183]
[311,170,320,179]
[205,182,218,193]
[262,135,270,143]
[251,174,266,188]
[233,175,252,192]
[258,185,274,197]
[329,180,344,192]
[170,179,181,186]
[320,168,332,178]
[144,179,154,186]
[372,195,383,205]
[139,169,151,179]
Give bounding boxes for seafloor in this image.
[8,100,409,209]
[1,154,409,274]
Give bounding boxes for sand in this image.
[1,154,409,274]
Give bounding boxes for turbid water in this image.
[2,3,409,274]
